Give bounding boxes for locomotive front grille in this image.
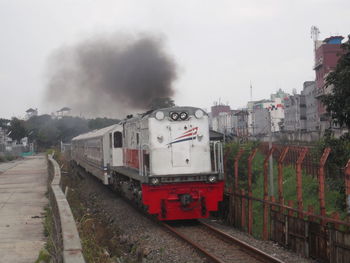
[155,175,210,183]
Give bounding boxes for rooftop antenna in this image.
[311,26,320,42]
[311,26,320,62]
[250,81,253,102]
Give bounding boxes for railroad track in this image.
[75,164,284,263]
[162,220,284,263]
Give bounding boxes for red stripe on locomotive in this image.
[123,148,140,169]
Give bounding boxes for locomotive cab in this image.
[138,107,224,220]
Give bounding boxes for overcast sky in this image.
[0,0,349,119]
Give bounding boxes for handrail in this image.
[138,144,150,177]
[211,141,224,175]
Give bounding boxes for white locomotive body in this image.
[72,106,224,220]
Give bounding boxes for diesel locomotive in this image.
[71,106,224,220]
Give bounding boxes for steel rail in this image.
[199,221,285,263]
[161,222,225,263]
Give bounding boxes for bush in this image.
[224,140,262,190]
[315,131,350,210]
[5,154,15,161]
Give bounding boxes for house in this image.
[25,108,38,120]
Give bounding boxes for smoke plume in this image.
[45,33,178,117]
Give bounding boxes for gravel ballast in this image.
[64,163,316,263]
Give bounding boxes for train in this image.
[71,106,224,220]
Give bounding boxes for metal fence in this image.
[0,144,29,157]
[221,144,350,263]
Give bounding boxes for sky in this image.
[0,0,349,119]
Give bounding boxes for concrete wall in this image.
[255,129,347,143]
[48,155,85,263]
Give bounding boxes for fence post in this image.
[270,196,276,242]
[223,148,232,190]
[296,148,308,219]
[286,200,294,247]
[329,212,341,263]
[263,147,275,240]
[319,147,331,225]
[241,189,246,230]
[278,147,289,212]
[345,160,350,216]
[234,148,244,194]
[305,205,315,258]
[248,148,258,235]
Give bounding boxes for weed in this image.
[34,248,50,263]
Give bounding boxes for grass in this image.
[246,152,345,238]
[35,205,56,263]
[0,154,17,162]
[64,173,138,263]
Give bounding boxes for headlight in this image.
[150,177,160,185]
[155,111,165,120]
[180,112,188,120]
[195,109,204,119]
[170,112,179,121]
[208,175,217,183]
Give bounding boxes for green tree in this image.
[9,118,27,142]
[148,97,175,110]
[321,35,350,129]
[36,123,60,148]
[25,115,52,141]
[0,118,10,129]
[56,117,89,142]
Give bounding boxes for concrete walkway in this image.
[0,155,48,263]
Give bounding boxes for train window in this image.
[109,133,112,148]
[114,131,122,148]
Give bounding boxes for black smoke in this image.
[45,33,178,117]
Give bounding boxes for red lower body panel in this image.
[142,181,224,220]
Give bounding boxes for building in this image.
[56,107,72,119]
[271,88,290,101]
[303,81,319,132]
[314,35,344,130]
[210,104,231,118]
[233,110,249,136]
[25,108,38,120]
[284,93,306,132]
[211,111,233,135]
[0,127,5,152]
[210,104,249,139]
[248,97,285,136]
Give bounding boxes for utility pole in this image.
[267,109,274,196]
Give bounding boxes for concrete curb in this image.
[48,155,85,263]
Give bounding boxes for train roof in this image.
[72,123,121,141]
